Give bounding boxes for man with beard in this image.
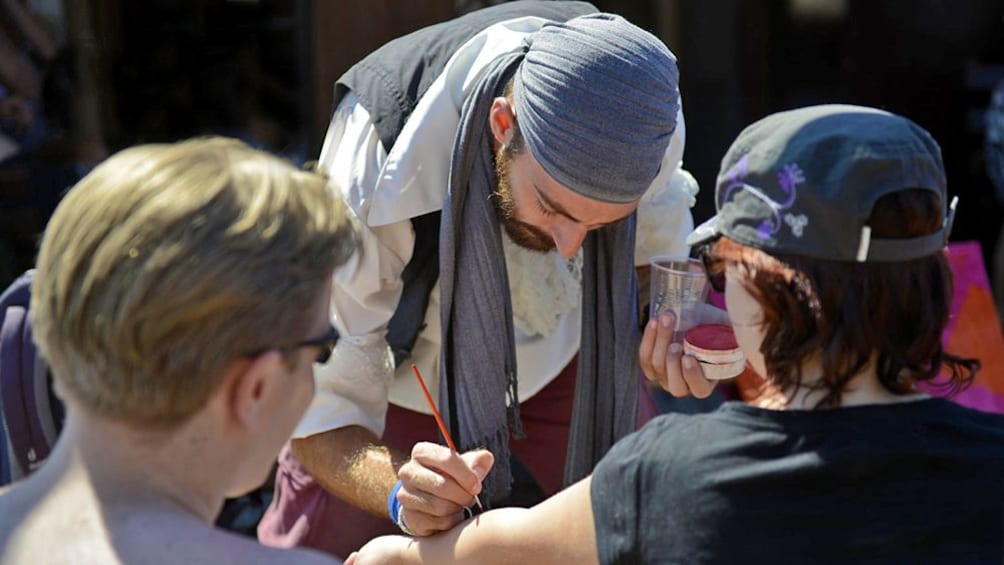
[258,3,705,558]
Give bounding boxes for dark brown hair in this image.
[708,189,979,408]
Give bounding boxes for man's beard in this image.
[493,146,555,253]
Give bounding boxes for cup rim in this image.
[649,254,705,276]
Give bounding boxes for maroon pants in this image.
[257,357,657,558]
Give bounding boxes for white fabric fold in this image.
[293,337,396,438]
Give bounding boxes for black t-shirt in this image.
[591,399,1004,564]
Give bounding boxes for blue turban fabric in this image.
[514,13,680,203]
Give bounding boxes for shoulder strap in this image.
[0,270,57,481]
[385,211,441,366]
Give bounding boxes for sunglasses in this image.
[296,324,340,364]
[248,324,340,365]
[697,243,726,293]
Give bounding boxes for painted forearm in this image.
[397,478,599,565]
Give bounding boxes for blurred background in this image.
[2,0,1003,311]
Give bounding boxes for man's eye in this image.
[536,200,557,217]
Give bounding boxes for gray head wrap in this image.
[514,13,680,203]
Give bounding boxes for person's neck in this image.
[45,408,226,523]
[751,355,928,411]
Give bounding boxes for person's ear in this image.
[489,97,516,147]
[226,350,284,432]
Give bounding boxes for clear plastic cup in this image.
[649,255,710,342]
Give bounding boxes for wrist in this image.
[387,479,417,536]
[387,479,404,521]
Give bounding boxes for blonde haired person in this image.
[0,137,358,565]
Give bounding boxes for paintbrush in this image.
[411,363,485,512]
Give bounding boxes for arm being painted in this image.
[346,477,600,565]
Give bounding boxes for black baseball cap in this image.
[687,104,957,262]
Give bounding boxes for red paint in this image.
[684,324,738,350]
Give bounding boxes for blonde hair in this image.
[31,137,358,426]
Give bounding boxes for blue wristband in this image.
[387,479,404,524]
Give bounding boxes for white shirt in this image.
[295,16,698,439]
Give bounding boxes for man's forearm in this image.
[291,425,409,517]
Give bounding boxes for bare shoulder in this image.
[0,491,22,559]
[138,523,342,565]
[0,479,340,565]
[190,532,341,565]
[0,482,34,539]
[246,544,343,565]
[0,486,72,563]
[0,481,124,565]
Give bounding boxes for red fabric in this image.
[920,241,1004,412]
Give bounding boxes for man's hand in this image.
[394,443,493,536]
[639,305,730,398]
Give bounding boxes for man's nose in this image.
[550,220,588,260]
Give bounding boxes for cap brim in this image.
[685,216,720,248]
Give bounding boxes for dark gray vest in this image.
[333,1,596,366]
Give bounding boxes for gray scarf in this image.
[439,49,526,502]
[439,13,678,502]
[438,51,642,502]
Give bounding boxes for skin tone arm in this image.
[292,426,405,517]
[2,0,60,62]
[346,477,599,565]
[292,428,493,535]
[0,0,60,99]
[0,36,40,98]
